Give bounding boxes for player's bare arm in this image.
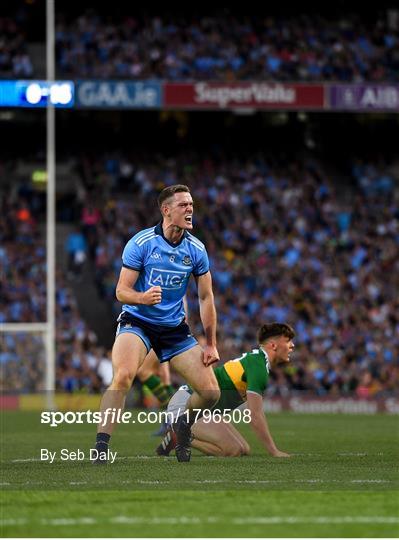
[116,267,162,305]
[196,271,219,366]
[246,392,290,458]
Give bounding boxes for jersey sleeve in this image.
[245,355,268,396]
[192,247,210,276]
[122,238,144,271]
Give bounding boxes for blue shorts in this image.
[116,311,198,362]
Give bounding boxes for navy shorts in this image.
[116,311,198,362]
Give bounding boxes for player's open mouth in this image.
[185,215,192,223]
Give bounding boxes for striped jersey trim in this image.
[186,232,205,250]
[134,228,156,243]
[186,238,204,252]
[137,234,158,246]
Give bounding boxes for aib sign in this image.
[330,85,399,111]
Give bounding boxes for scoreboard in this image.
[0,81,74,108]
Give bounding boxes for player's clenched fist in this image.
[142,286,162,305]
[203,345,219,367]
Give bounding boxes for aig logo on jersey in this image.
[149,268,187,290]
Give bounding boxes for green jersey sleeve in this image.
[241,349,269,396]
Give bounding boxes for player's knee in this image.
[199,387,220,408]
[111,367,135,391]
[213,389,221,407]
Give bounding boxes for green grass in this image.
[1,410,398,537]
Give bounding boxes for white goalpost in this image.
[0,0,56,409]
[45,0,56,409]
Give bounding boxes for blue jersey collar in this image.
[155,221,188,247]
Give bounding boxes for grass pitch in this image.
[1,410,398,537]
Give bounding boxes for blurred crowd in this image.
[2,8,398,82]
[1,154,398,398]
[0,193,111,393]
[0,197,45,323]
[0,16,33,78]
[75,153,399,398]
[55,11,399,81]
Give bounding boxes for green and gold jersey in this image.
[213,348,270,411]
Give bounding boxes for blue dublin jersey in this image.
[121,222,209,326]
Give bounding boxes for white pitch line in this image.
[136,480,170,484]
[1,516,398,527]
[338,452,367,456]
[232,517,399,525]
[10,455,189,463]
[110,516,220,525]
[292,453,322,456]
[11,458,41,462]
[43,518,96,526]
[1,519,28,526]
[69,481,87,485]
[350,479,389,483]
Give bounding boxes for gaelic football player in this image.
[157,323,294,458]
[94,185,220,463]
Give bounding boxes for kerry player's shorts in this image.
[116,311,198,362]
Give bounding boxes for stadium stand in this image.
[1,150,398,397]
[1,4,398,399]
[0,190,104,393]
[53,11,399,81]
[0,14,34,78]
[66,153,399,398]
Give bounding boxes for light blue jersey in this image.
[122,222,209,326]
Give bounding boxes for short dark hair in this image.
[158,184,191,209]
[257,323,295,344]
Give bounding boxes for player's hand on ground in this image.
[142,286,162,305]
[203,345,219,367]
[271,449,291,458]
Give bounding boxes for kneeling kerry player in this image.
[156,322,294,458]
